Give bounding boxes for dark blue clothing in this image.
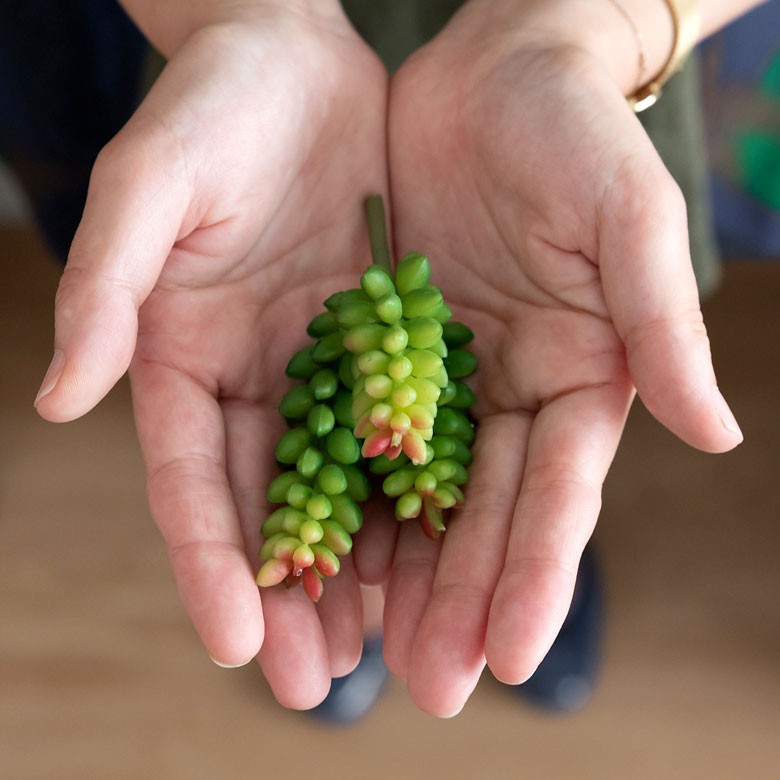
[0,1,146,261]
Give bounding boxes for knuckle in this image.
[391,556,437,585]
[604,155,686,231]
[502,554,578,586]
[53,265,89,323]
[431,580,490,614]
[624,306,709,355]
[460,482,517,521]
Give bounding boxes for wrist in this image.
[119,0,346,58]
[453,0,682,97]
[621,0,702,111]
[582,0,680,98]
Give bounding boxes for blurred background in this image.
[1,3,779,779]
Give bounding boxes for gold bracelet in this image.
[629,0,701,112]
[605,0,649,98]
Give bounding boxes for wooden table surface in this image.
[1,227,779,780]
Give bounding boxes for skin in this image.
[34,0,758,715]
[34,4,388,709]
[382,0,745,715]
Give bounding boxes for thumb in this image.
[598,145,742,454]
[34,129,191,423]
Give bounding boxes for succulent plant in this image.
[257,196,478,600]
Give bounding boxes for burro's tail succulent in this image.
[257,196,478,601]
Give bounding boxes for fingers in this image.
[34,122,191,423]
[351,495,399,586]
[485,382,632,684]
[598,144,742,453]
[131,359,264,668]
[222,399,362,688]
[382,521,441,683]
[315,555,364,678]
[256,587,331,710]
[221,399,279,570]
[391,413,529,716]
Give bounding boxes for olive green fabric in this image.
[342,0,463,73]
[639,57,722,297]
[341,0,720,296]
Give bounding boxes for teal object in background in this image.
[737,131,780,211]
[701,0,780,258]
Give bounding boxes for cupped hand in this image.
[34,5,388,709]
[382,0,742,716]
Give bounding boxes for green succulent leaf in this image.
[307,404,336,438]
[312,331,346,363]
[394,252,431,296]
[444,349,479,379]
[319,520,353,555]
[361,265,396,301]
[262,197,478,600]
[326,427,361,465]
[279,385,316,419]
[441,321,474,348]
[285,345,320,380]
[307,311,340,338]
[401,287,443,319]
[317,464,348,496]
[405,317,444,350]
[275,427,313,464]
[329,494,363,534]
[267,471,309,504]
[310,369,339,400]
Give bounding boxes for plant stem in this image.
[364,194,392,271]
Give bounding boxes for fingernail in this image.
[34,350,65,406]
[209,655,252,669]
[441,705,464,719]
[715,392,743,442]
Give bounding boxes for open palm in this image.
[383,15,741,716]
[35,12,388,709]
[34,1,745,718]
